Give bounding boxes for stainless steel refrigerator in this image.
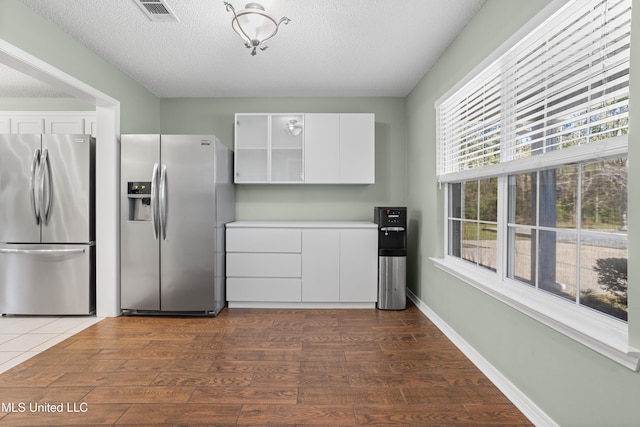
[0,134,95,315]
[120,134,234,315]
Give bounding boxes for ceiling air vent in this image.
[134,0,179,22]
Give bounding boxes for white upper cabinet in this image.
[45,116,85,134]
[304,114,340,183]
[305,113,375,184]
[339,113,375,184]
[234,112,375,184]
[234,114,269,183]
[0,117,10,134]
[0,112,97,136]
[10,115,44,134]
[234,113,304,184]
[270,114,304,183]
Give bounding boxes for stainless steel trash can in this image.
[378,256,406,310]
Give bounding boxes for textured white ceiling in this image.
[0,63,73,98]
[7,0,485,98]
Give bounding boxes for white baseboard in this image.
[407,290,557,427]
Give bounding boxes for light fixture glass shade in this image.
[224,2,291,56]
[285,120,303,136]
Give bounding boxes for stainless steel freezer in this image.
[0,134,96,315]
[120,134,235,315]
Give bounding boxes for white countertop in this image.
[226,221,377,229]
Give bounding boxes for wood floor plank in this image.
[344,349,430,362]
[350,373,451,388]
[50,371,159,387]
[188,386,298,404]
[150,371,252,387]
[237,404,356,425]
[8,359,125,373]
[209,360,301,374]
[88,349,180,360]
[465,403,534,425]
[298,387,406,405]
[117,358,212,373]
[0,300,532,426]
[402,385,512,405]
[177,349,263,362]
[389,359,479,373]
[250,372,351,388]
[0,386,93,403]
[84,385,196,404]
[0,403,130,426]
[260,348,346,362]
[116,403,241,425]
[340,333,417,342]
[355,404,476,425]
[0,371,65,387]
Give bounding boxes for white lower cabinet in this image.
[226,222,377,308]
[226,278,302,302]
[339,229,378,302]
[227,253,302,278]
[302,229,340,302]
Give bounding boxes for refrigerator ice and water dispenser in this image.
[126,181,152,221]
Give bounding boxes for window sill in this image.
[432,257,640,371]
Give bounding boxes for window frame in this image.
[437,167,635,369]
[433,0,639,370]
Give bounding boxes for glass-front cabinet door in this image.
[270,114,304,183]
[234,113,304,184]
[234,114,268,183]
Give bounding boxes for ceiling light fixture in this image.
[223,2,291,56]
[285,120,303,136]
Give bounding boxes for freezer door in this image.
[0,244,95,315]
[0,134,42,243]
[41,134,95,243]
[120,135,161,311]
[160,135,217,311]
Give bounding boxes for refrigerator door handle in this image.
[30,148,41,225]
[0,248,85,255]
[39,149,53,226]
[159,164,167,240]
[44,149,53,225]
[151,163,160,240]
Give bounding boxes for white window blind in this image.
[437,0,631,181]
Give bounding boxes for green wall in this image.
[0,0,160,133]
[0,97,94,111]
[406,0,640,426]
[160,97,407,221]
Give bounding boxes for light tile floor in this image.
[0,316,102,374]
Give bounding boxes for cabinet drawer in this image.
[227,253,301,277]
[227,278,301,302]
[226,228,301,253]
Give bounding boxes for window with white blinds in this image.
[436,0,631,182]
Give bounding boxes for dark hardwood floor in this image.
[0,301,532,426]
